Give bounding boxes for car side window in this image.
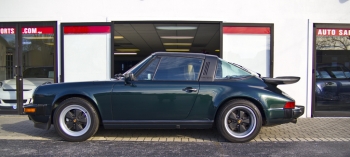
[215,59,251,79]
[317,67,348,79]
[153,56,203,81]
[136,57,160,80]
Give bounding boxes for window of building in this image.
[222,25,273,77]
[314,25,350,115]
[0,22,56,114]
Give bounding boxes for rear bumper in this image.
[23,103,51,130]
[285,105,305,119]
[266,105,305,125]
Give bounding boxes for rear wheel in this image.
[216,99,262,142]
[53,97,99,142]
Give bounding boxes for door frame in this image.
[0,21,57,114]
[312,23,350,117]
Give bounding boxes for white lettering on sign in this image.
[23,28,38,34]
[317,29,350,36]
[317,29,336,35]
[339,30,350,35]
[0,28,15,34]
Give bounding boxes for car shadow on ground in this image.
[94,126,227,142]
[0,118,227,142]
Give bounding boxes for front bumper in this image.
[23,103,51,130]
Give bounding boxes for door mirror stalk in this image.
[124,73,135,85]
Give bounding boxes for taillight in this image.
[284,102,295,109]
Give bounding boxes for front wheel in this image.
[216,99,262,142]
[53,97,99,142]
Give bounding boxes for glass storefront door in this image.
[0,22,56,114]
[0,25,18,113]
[314,25,350,116]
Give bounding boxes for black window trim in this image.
[135,55,204,82]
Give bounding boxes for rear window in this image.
[215,58,251,79]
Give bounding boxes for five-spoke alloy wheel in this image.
[217,99,262,142]
[53,97,99,142]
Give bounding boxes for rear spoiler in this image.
[262,76,300,86]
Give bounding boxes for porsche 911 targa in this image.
[23,52,304,142]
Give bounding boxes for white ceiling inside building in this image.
[113,23,221,57]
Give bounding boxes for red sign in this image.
[21,27,54,34]
[0,28,15,34]
[316,29,350,36]
[223,27,270,34]
[64,26,111,34]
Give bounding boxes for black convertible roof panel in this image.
[153,52,217,59]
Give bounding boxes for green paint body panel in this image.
[26,52,304,129]
[111,81,199,120]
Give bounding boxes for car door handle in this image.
[326,82,334,86]
[182,87,198,92]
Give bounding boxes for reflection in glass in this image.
[0,26,56,110]
[315,31,350,111]
[0,34,15,81]
[153,57,203,81]
[0,30,16,110]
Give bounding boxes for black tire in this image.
[53,97,99,142]
[216,99,262,142]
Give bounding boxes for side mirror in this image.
[124,73,135,85]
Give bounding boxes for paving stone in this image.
[114,137,123,141]
[275,138,285,142]
[144,137,152,141]
[129,137,138,141]
[1,115,350,143]
[105,137,116,141]
[92,137,106,140]
[268,138,278,142]
[304,138,314,141]
[312,138,321,141]
[166,138,174,142]
[159,138,167,142]
[282,138,293,142]
[253,138,263,142]
[342,138,350,141]
[261,138,271,142]
[151,138,159,142]
[136,137,145,141]
[174,138,182,142]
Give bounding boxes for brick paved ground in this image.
[0,115,349,142]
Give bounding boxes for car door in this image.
[112,56,203,120]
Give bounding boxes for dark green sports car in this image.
[23,52,304,142]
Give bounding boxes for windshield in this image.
[124,55,153,75]
[215,58,252,79]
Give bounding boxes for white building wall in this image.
[1,0,350,117]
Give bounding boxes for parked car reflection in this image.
[0,67,54,109]
[315,63,350,106]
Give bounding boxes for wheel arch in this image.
[50,94,102,125]
[214,96,267,126]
